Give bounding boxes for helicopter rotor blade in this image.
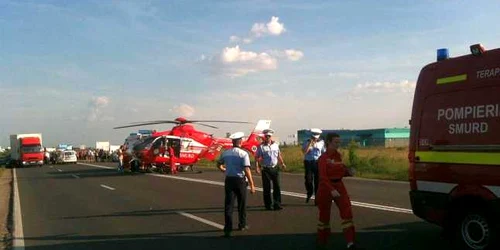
[189,120,252,124]
[193,123,219,129]
[127,120,179,125]
[113,119,252,130]
[113,121,177,129]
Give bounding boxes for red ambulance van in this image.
[409,44,500,250]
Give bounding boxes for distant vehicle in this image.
[58,150,78,164]
[409,44,500,250]
[0,155,12,167]
[9,133,44,167]
[114,117,270,173]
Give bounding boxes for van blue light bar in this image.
[437,48,449,61]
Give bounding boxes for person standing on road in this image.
[217,132,256,238]
[302,128,325,203]
[255,129,286,211]
[316,133,362,250]
[117,146,124,172]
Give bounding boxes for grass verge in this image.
[196,145,409,181]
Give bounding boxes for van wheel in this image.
[454,207,497,250]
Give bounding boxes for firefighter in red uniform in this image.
[316,133,362,250]
[169,146,178,175]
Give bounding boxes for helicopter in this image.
[114,117,271,174]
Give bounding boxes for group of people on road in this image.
[217,128,362,249]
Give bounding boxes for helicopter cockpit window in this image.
[132,137,156,151]
[151,137,167,155]
[152,137,166,148]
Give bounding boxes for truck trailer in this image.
[9,133,44,167]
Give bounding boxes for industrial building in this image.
[297,128,410,148]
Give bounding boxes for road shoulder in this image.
[0,168,12,250]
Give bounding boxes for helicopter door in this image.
[151,137,167,156]
[167,138,181,158]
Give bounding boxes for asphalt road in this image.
[13,162,453,250]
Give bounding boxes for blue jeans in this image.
[118,159,124,171]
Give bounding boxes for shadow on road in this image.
[19,221,452,250]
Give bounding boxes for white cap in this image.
[229,132,245,140]
[310,128,322,138]
[263,129,275,136]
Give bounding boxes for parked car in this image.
[58,150,77,164]
[0,155,12,167]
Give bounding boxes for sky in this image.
[1,0,500,147]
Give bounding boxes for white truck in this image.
[9,133,44,167]
[95,141,110,152]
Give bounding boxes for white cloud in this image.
[87,96,110,122]
[284,49,304,61]
[251,16,286,37]
[203,17,300,77]
[217,46,278,77]
[229,35,240,43]
[172,103,195,117]
[200,47,303,77]
[268,49,304,61]
[353,80,416,94]
[230,16,286,45]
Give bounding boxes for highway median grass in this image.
[196,144,409,181]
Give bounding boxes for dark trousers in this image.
[304,160,319,198]
[262,167,281,208]
[224,177,247,232]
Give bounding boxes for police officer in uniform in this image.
[217,132,256,237]
[255,129,286,210]
[302,128,326,203]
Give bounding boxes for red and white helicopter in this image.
[114,117,271,173]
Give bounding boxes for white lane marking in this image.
[177,212,224,230]
[80,163,413,214]
[71,174,80,179]
[277,190,413,214]
[77,162,114,169]
[13,168,25,250]
[148,173,413,214]
[100,184,115,191]
[57,169,63,172]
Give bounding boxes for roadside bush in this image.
[346,139,360,167]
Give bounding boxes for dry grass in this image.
[343,147,409,181]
